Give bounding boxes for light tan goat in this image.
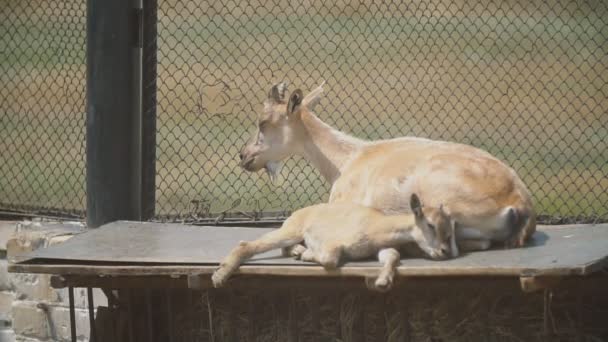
[239,82,536,251]
[212,194,457,291]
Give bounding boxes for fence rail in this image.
[1,0,607,224]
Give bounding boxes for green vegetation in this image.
[1,0,606,221]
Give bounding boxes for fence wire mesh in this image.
[0,1,606,224]
[0,1,86,218]
[156,0,608,224]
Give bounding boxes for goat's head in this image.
[410,193,459,260]
[239,81,324,180]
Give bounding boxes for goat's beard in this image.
[264,161,282,183]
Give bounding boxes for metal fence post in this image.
[141,0,158,221]
[86,0,144,227]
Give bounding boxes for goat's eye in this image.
[255,130,264,145]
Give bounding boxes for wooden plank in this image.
[8,256,608,278]
[9,222,608,278]
[50,275,189,289]
[37,273,608,292]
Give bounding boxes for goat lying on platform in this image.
[239,82,536,251]
[212,194,457,292]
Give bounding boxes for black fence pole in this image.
[86,0,143,228]
[141,0,158,221]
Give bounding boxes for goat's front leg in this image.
[458,239,491,251]
[299,248,318,263]
[365,248,400,292]
[456,227,492,252]
[212,223,302,287]
[282,243,307,258]
[299,245,342,270]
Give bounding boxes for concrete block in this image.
[47,234,74,246]
[6,233,46,261]
[48,306,90,342]
[10,276,107,308]
[56,288,107,309]
[12,302,50,340]
[0,329,16,342]
[13,302,90,341]
[16,221,84,235]
[15,336,42,342]
[10,274,58,302]
[0,291,16,323]
[8,221,83,261]
[0,221,17,251]
[0,260,13,291]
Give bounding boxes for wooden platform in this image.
[9,221,608,284]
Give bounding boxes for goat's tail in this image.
[505,206,536,248]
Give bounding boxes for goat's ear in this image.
[450,219,458,232]
[450,219,459,258]
[287,89,303,116]
[267,82,288,104]
[302,81,325,110]
[410,193,423,218]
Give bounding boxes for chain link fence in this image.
[0,0,87,218]
[0,0,606,224]
[156,0,608,224]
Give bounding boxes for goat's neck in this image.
[297,110,364,184]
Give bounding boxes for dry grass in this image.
[153,0,608,220]
[120,277,608,342]
[0,0,607,221]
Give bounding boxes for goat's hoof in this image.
[300,249,316,262]
[320,260,339,270]
[504,236,524,249]
[365,277,393,292]
[211,268,228,288]
[290,245,307,259]
[373,277,393,292]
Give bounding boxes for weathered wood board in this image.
[9,221,608,277]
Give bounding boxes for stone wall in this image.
[0,220,107,342]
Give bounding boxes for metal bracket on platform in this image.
[187,273,213,289]
[51,275,67,288]
[519,275,563,292]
